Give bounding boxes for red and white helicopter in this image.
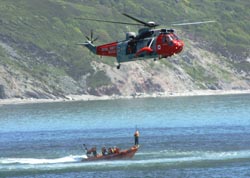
[76,13,215,69]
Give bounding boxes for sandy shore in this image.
[1,89,250,105]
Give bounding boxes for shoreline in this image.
[1,89,250,106]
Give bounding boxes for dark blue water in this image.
[1,94,250,177]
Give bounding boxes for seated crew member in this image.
[101,146,107,156]
[108,147,114,155]
[83,144,92,157]
[92,147,97,157]
[113,146,120,154]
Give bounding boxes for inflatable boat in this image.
[82,145,139,161]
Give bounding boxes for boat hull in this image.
[82,145,139,162]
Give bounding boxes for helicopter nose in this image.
[174,40,184,53]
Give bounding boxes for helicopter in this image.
[76,13,215,69]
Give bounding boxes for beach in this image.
[1,89,250,105]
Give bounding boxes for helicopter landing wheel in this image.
[117,64,121,69]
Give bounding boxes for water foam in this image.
[134,149,250,164]
[0,155,87,165]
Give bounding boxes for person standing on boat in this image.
[134,130,140,146]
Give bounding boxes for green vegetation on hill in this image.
[1,0,249,60]
[0,0,249,98]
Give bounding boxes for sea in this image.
[1,94,250,178]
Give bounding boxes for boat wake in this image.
[1,150,250,172]
[0,155,87,165]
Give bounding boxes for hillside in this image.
[0,0,250,99]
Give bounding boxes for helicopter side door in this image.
[117,41,133,63]
[126,40,137,55]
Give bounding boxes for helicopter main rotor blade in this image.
[171,20,216,26]
[91,29,93,41]
[74,17,141,26]
[122,13,149,26]
[122,13,160,27]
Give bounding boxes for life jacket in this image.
[113,147,120,154]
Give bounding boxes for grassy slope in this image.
[0,0,249,97]
[1,0,249,58]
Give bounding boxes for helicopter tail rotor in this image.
[85,29,98,43]
[76,29,97,54]
[76,41,96,55]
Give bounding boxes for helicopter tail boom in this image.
[96,42,118,57]
[77,42,97,54]
[78,41,118,57]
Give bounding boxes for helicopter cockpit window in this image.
[171,34,179,40]
[162,35,173,46]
